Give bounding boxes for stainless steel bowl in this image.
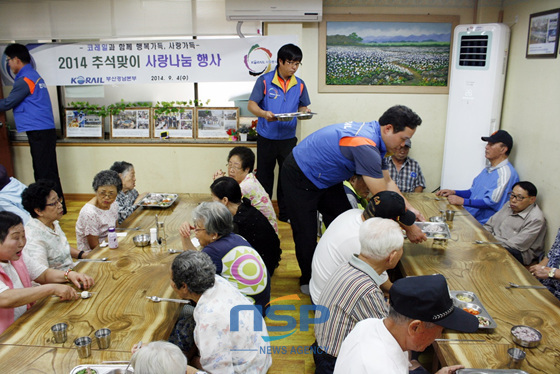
[133,234,150,247]
[511,325,542,348]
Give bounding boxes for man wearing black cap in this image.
[334,274,479,374]
[437,130,519,224]
[310,191,416,302]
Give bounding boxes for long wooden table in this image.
[0,193,210,373]
[401,193,560,373]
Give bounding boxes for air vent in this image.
[458,35,489,67]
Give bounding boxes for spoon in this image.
[116,227,140,231]
[146,296,191,304]
[77,257,109,262]
[506,282,547,289]
[474,241,502,245]
[168,249,184,254]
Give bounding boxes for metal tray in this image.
[276,112,316,121]
[450,290,497,329]
[457,370,528,374]
[414,222,451,239]
[138,193,178,208]
[70,364,133,374]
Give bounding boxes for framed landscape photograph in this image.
[319,14,459,93]
[110,108,151,138]
[526,8,560,58]
[153,108,194,139]
[64,109,103,138]
[196,108,239,139]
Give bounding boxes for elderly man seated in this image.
[312,217,404,373]
[484,181,546,265]
[387,139,426,193]
[437,130,519,224]
[334,274,479,374]
[170,250,272,374]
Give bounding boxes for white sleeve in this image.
[22,252,48,280]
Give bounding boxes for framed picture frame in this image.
[64,109,103,138]
[526,8,560,58]
[110,108,151,138]
[196,108,239,139]
[319,14,459,94]
[153,107,195,139]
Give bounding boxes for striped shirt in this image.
[314,255,388,356]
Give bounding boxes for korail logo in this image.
[230,294,330,342]
[71,76,104,84]
[244,44,274,77]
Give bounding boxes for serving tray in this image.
[450,290,497,329]
[457,370,528,374]
[70,364,133,374]
[138,193,178,208]
[275,112,316,121]
[413,222,451,239]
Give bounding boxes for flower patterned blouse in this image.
[240,173,278,233]
[194,275,272,374]
[24,218,74,271]
[75,201,119,251]
[541,228,560,300]
[116,189,139,224]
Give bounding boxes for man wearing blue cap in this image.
[334,274,479,374]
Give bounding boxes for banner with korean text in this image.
[0,36,296,86]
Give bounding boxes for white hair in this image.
[359,217,404,260]
[130,341,187,374]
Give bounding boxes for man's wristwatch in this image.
[548,267,557,278]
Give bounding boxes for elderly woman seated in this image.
[529,227,560,300]
[130,341,200,374]
[21,180,88,270]
[0,211,94,334]
[171,250,272,373]
[179,201,270,310]
[210,176,281,276]
[110,161,145,224]
[75,170,121,251]
[214,146,278,233]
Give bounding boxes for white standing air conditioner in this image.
[440,24,510,189]
[225,0,322,22]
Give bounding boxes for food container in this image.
[275,112,316,121]
[449,290,497,329]
[414,222,451,239]
[511,325,542,348]
[133,234,151,247]
[71,365,133,374]
[138,193,178,208]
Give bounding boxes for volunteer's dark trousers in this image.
[256,135,297,222]
[27,128,66,214]
[281,153,351,285]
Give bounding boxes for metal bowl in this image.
[133,234,150,247]
[511,325,542,348]
[429,216,445,222]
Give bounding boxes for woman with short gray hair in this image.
[75,170,121,251]
[179,201,270,311]
[130,341,190,374]
[110,161,145,224]
[170,250,272,373]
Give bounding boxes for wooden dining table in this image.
[401,193,560,373]
[0,193,211,373]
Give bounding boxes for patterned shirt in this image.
[240,173,278,233]
[387,156,426,193]
[75,201,119,251]
[115,189,139,224]
[315,255,389,356]
[194,275,272,374]
[24,218,74,271]
[541,228,560,300]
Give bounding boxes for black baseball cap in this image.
[481,130,513,151]
[364,191,416,226]
[389,274,479,333]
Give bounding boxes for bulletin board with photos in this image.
[110,108,152,138]
[196,108,239,139]
[64,109,104,138]
[153,108,195,139]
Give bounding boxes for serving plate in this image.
[413,222,451,239]
[275,112,316,121]
[70,364,133,374]
[138,193,178,208]
[450,290,497,329]
[457,370,528,374]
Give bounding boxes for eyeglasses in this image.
[226,163,243,171]
[45,197,64,207]
[508,192,527,202]
[193,227,206,233]
[285,60,301,67]
[98,191,116,198]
